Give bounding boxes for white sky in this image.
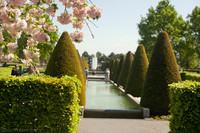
[53,0,200,56]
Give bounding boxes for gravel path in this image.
[78,118,170,133]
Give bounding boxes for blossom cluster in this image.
[0,0,102,64]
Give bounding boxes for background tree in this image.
[138,0,185,59]
[187,6,200,58]
[177,21,198,69]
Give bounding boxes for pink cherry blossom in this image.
[27,37,38,47]
[87,5,103,19]
[46,6,56,17]
[73,7,88,21]
[9,31,22,39]
[70,31,84,43]
[29,8,44,17]
[34,48,39,52]
[0,31,4,42]
[8,0,29,7]
[31,0,44,5]
[7,42,18,52]
[59,0,72,8]
[21,58,32,67]
[44,24,57,32]
[1,54,14,62]
[33,31,50,43]
[46,0,54,4]
[73,21,85,29]
[57,13,73,24]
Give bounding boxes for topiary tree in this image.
[45,32,86,106]
[140,31,182,115]
[114,55,126,84]
[108,59,115,71]
[118,51,133,88]
[112,59,120,81]
[101,61,108,71]
[111,59,119,80]
[110,59,116,80]
[82,57,89,71]
[126,44,149,97]
[77,50,86,82]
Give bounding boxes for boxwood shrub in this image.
[180,71,200,82]
[0,75,81,133]
[169,81,200,132]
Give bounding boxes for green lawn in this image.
[0,67,13,76]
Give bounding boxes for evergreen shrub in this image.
[81,57,89,71]
[169,81,200,132]
[180,72,200,82]
[112,59,120,81]
[118,51,133,88]
[140,31,181,115]
[45,32,86,106]
[114,55,125,83]
[0,76,81,133]
[126,44,149,97]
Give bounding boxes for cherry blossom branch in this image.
[85,21,94,39]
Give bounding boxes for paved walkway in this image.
[78,118,170,133]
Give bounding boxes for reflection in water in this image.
[86,81,140,110]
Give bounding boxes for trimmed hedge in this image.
[140,31,181,115]
[0,75,81,133]
[118,51,133,88]
[126,44,149,97]
[181,72,200,82]
[169,81,200,132]
[45,32,86,106]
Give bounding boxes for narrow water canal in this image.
[85,81,140,110]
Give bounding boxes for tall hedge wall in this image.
[0,76,81,133]
[45,32,86,106]
[118,51,133,88]
[114,55,125,83]
[126,44,149,97]
[169,81,200,132]
[140,31,181,115]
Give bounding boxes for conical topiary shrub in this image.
[126,44,149,97]
[77,50,86,82]
[108,59,115,71]
[112,59,120,81]
[101,61,108,71]
[110,59,116,80]
[114,55,126,83]
[140,31,181,115]
[118,51,133,88]
[45,32,86,106]
[82,57,89,71]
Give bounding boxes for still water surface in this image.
[85,81,140,110]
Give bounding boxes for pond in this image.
[85,81,140,110]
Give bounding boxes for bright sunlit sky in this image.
[53,0,200,56]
